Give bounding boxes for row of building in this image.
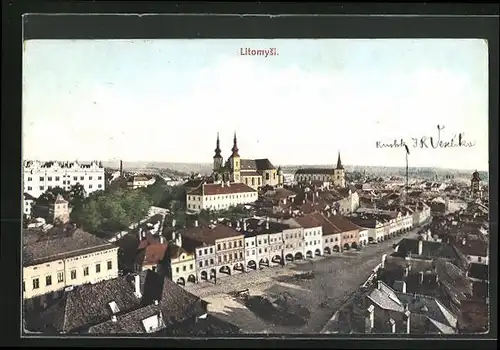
[155,205,430,286]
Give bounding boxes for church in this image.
[212,132,284,190]
[294,153,346,188]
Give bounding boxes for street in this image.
[184,225,423,334]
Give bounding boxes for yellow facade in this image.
[23,247,119,300]
[170,252,196,284]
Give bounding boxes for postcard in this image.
[22,37,489,336]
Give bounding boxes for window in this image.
[39,186,44,190]
[223,255,227,262]
[27,177,32,181]
[265,173,270,180]
[223,243,227,250]
[71,270,77,280]
[239,241,242,247]
[80,176,84,180]
[210,258,214,264]
[27,186,32,190]
[204,248,208,254]
[228,242,232,249]
[252,178,255,186]
[84,266,89,276]
[46,275,52,286]
[239,252,243,258]
[89,184,93,189]
[56,176,60,181]
[204,260,208,266]
[176,267,179,273]
[217,244,221,250]
[96,263,101,273]
[183,265,186,271]
[209,248,213,254]
[107,261,112,270]
[478,257,482,262]
[98,184,102,188]
[89,176,93,180]
[246,242,249,247]
[32,278,39,290]
[218,256,222,263]
[48,176,53,181]
[259,248,262,254]
[199,261,203,268]
[57,271,64,283]
[98,176,102,180]
[39,177,44,181]
[190,264,193,270]
[23,281,25,292]
[73,176,77,180]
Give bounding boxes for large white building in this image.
[186,182,258,213]
[23,160,106,198]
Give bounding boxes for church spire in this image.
[231,131,240,157]
[214,132,222,158]
[336,152,344,169]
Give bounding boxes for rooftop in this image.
[187,182,257,196]
[180,224,244,245]
[23,225,115,266]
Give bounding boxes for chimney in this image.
[159,235,164,244]
[403,309,411,334]
[327,211,331,217]
[142,230,146,239]
[176,233,183,248]
[119,160,123,177]
[401,281,407,293]
[381,254,387,269]
[137,228,142,241]
[418,239,423,255]
[266,217,270,230]
[243,220,247,231]
[303,199,306,204]
[112,315,117,322]
[154,299,159,305]
[389,318,396,333]
[172,219,176,228]
[227,181,231,187]
[462,238,466,245]
[333,210,337,216]
[377,280,382,290]
[404,266,409,277]
[134,274,142,298]
[418,271,424,284]
[157,312,163,328]
[194,220,199,227]
[365,305,375,333]
[227,221,232,227]
[236,221,240,229]
[221,182,225,188]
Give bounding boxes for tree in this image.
[68,183,87,208]
[35,186,68,206]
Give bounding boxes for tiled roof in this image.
[166,244,190,260]
[240,158,276,171]
[455,240,488,257]
[326,215,361,232]
[35,274,144,333]
[23,225,115,266]
[295,168,335,175]
[54,194,68,204]
[391,238,466,267]
[468,263,488,281]
[142,244,169,265]
[180,224,244,245]
[24,192,36,201]
[155,314,242,336]
[187,183,257,196]
[294,214,323,229]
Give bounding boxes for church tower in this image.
[213,132,223,172]
[334,152,346,188]
[229,132,241,183]
[471,170,481,198]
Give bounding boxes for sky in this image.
[23,39,489,171]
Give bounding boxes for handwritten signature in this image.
[376,125,476,150]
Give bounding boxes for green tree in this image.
[68,183,87,208]
[78,200,102,232]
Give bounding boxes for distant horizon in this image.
[23,158,488,173]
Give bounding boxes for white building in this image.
[358,228,369,246]
[127,176,156,189]
[244,233,258,271]
[294,214,324,259]
[23,193,36,217]
[186,182,258,213]
[23,160,105,199]
[338,189,360,215]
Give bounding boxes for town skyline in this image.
[23,39,488,170]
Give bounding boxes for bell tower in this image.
[213,132,223,172]
[334,151,346,188]
[230,132,241,183]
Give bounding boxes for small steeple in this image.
[214,132,222,159]
[336,152,344,170]
[231,131,240,157]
